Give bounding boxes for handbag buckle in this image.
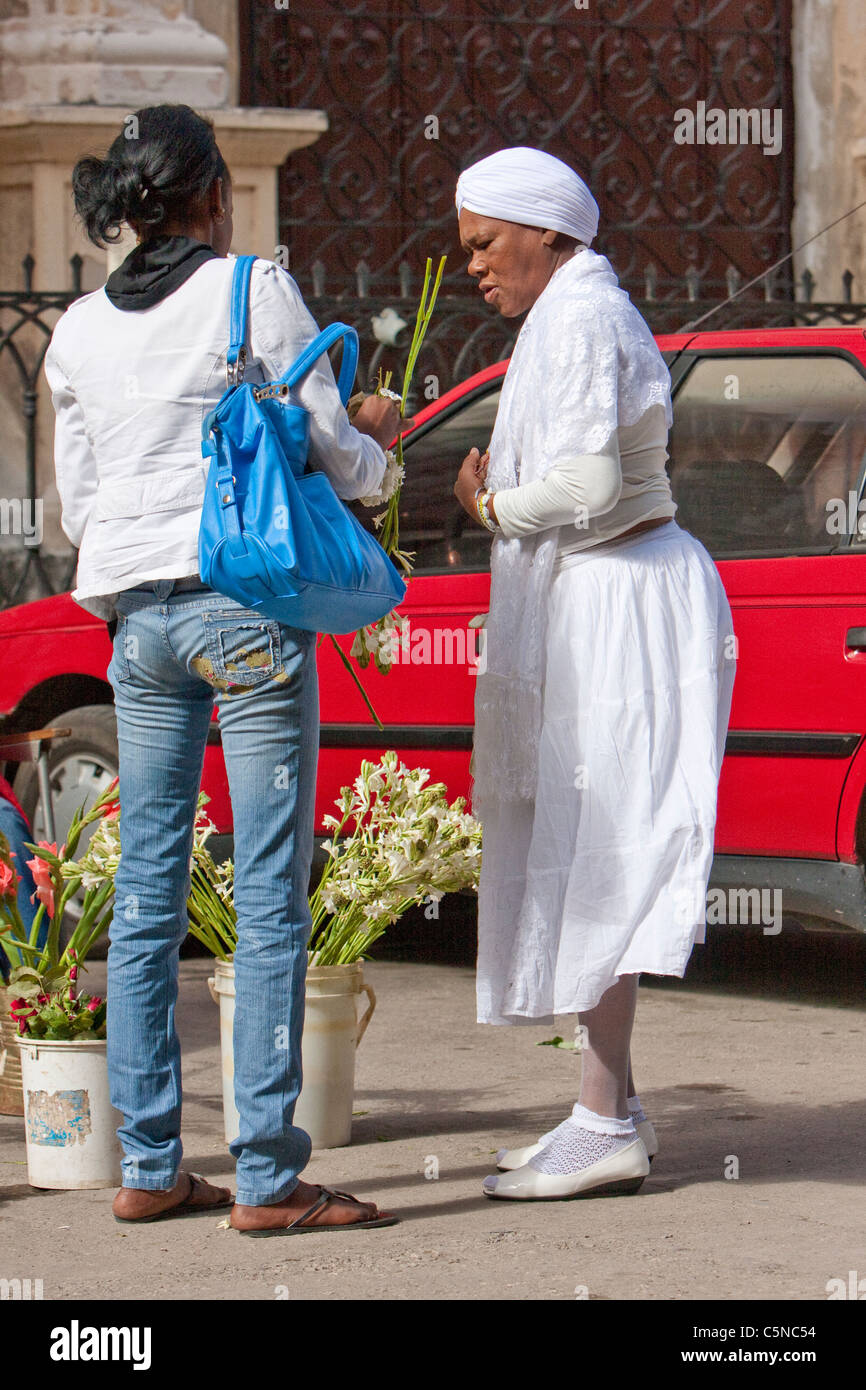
[252,382,290,403]
[226,347,247,389]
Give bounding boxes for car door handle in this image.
[845,627,866,650]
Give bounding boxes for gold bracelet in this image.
[477,488,499,533]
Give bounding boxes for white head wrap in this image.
[455,146,599,245]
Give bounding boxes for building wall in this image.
[792,0,866,300]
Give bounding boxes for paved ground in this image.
[2,918,864,1301]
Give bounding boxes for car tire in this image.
[13,704,119,959]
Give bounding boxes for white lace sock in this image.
[627,1094,647,1126]
[527,1101,637,1176]
[534,1095,647,1150]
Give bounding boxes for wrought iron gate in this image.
[239,0,795,306]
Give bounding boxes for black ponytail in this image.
[72,104,229,247]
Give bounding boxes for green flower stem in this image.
[191,909,236,958]
[0,926,27,970]
[76,909,114,965]
[190,862,237,935]
[356,254,448,610]
[309,806,353,892]
[374,252,447,565]
[328,635,384,730]
[1,939,44,966]
[25,899,46,949]
[400,256,446,415]
[0,889,31,966]
[187,915,230,961]
[61,809,85,859]
[65,879,115,965]
[187,865,237,960]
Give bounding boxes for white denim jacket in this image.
[44,255,386,621]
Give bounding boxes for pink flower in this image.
[0,859,20,898]
[36,993,49,1005]
[26,843,58,919]
[69,965,78,983]
[86,996,103,1012]
[99,779,120,819]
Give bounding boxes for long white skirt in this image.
[476,520,736,1024]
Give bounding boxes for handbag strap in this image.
[226,254,255,387]
[278,322,359,406]
[206,263,360,564]
[226,256,358,404]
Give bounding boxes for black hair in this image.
[72,104,229,247]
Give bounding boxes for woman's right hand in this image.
[351,394,401,450]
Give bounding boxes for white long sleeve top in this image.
[44,254,387,621]
[492,403,676,563]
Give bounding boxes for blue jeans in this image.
[106,580,319,1205]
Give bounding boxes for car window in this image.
[396,388,502,572]
[669,355,866,555]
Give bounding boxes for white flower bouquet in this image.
[78,755,482,969]
[308,750,482,965]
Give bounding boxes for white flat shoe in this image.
[496,1118,658,1171]
[483,1136,650,1201]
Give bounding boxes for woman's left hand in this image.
[454,448,490,519]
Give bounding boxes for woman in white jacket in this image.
[45,104,398,1234]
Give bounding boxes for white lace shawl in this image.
[471,247,673,814]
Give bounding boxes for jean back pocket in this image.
[199,611,283,689]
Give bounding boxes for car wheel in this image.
[13,704,119,958]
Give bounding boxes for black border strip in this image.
[206,724,861,757]
[725,731,861,757]
[207,723,474,750]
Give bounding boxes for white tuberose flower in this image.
[357,449,404,508]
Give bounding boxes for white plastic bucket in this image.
[209,960,239,1145]
[207,959,376,1149]
[16,1037,123,1190]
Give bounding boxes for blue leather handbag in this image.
[198,255,406,634]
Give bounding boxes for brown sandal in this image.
[235,1185,399,1237]
[113,1171,234,1224]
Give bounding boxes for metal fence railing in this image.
[2,255,865,611]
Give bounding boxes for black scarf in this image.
[104,234,219,310]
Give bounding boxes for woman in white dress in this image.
[452,148,737,1202]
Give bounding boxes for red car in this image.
[4,325,866,931]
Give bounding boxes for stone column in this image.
[792,0,866,301]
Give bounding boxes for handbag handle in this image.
[227,254,255,387]
[277,321,359,406]
[226,255,358,405]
